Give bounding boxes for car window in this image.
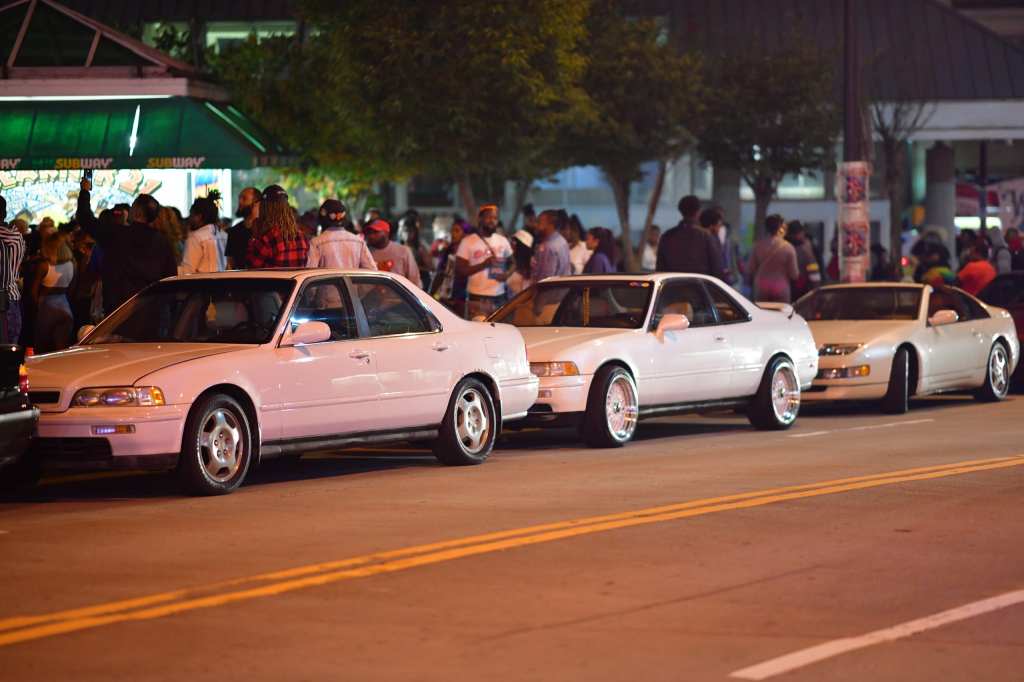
[490,282,652,329]
[955,291,989,321]
[928,287,970,322]
[352,278,432,336]
[704,282,750,323]
[651,281,716,328]
[290,279,356,341]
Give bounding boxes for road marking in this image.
[0,455,1021,648]
[788,418,934,438]
[730,588,1024,680]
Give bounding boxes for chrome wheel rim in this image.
[771,364,800,425]
[199,408,243,483]
[990,345,1009,398]
[605,374,639,442]
[455,387,491,455]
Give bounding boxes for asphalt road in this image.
[1,394,1022,681]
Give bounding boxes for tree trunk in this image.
[456,174,477,221]
[639,159,669,260]
[608,174,635,271]
[508,177,533,232]
[885,140,907,275]
[752,176,775,235]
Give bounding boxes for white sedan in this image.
[796,283,1019,412]
[25,270,538,495]
[489,274,819,446]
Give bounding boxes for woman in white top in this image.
[32,232,76,353]
[179,197,225,274]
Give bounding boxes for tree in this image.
[563,0,703,270]
[699,45,840,233]
[300,0,590,218]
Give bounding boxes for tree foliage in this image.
[563,0,704,267]
[299,0,590,216]
[698,44,839,230]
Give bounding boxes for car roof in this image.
[162,269,403,283]
[815,282,925,290]
[537,273,722,284]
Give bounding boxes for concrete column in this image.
[712,165,743,240]
[393,180,409,213]
[924,142,957,267]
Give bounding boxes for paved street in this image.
[1,395,1022,681]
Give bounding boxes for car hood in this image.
[518,327,636,361]
[806,320,917,346]
[26,343,248,389]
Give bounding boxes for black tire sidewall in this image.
[882,349,909,414]
[179,394,252,495]
[749,357,799,430]
[979,343,1009,402]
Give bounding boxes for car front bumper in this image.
[33,404,188,468]
[521,374,592,425]
[802,381,888,402]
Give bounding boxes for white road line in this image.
[730,588,1024,680]
[788,418,934,439]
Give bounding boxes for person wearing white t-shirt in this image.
[455,204,512,318]
[179,197,225,274]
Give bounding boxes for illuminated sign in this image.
[54,158,114,170]
[146,157,207,169]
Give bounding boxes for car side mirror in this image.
[655,313,689,341]
[928,309,959,327]
[285,321,331,346]
[76,324,95,343]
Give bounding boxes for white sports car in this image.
[796,282,1019,412]
[24,270,538,495]
[489,274,819,446]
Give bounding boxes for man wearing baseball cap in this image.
[306,199,376,271]
[364,218,421,287]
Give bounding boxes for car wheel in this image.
[881,348,910,414]
[748,357,800,430]
[974,342,1011,403]
[582,365,639,448]
[177,394,253,495]
[434,378,497,466]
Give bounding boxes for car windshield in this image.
[490,281,654,328]
[83,279,295,345]
[796,288,922,321]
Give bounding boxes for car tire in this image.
[748,356,800,430]
[433,378,497,466]
[177,393,253,496]
[881,348,910,414]
[0,452,42,493]
[974,342,1011,403]
[582,365,639,448]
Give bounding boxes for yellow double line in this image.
[2,455,1022,648]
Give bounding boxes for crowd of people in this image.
[2,180,1022,353]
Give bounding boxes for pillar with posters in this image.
[836,161,871,282]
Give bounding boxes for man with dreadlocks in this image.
[247,185,309,268]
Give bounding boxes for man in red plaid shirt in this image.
[247,185,309,268]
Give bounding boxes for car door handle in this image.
[432,342,451,352]
[349,350,371,360]
[714,335,727,342]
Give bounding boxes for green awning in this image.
[0,97,296,170]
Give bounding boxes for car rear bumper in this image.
[0,406,39,469]
[34,405,187,466]
[499,375,541,421]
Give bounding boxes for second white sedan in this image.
[796,283,1019,412]
[489,274,819,447]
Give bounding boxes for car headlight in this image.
[819,343,863,356]
[72,386,166,407]
[530,362,580,377]
[817,365,871,380]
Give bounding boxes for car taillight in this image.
[18,363,29,394]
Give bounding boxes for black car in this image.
[0,344,39,490]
